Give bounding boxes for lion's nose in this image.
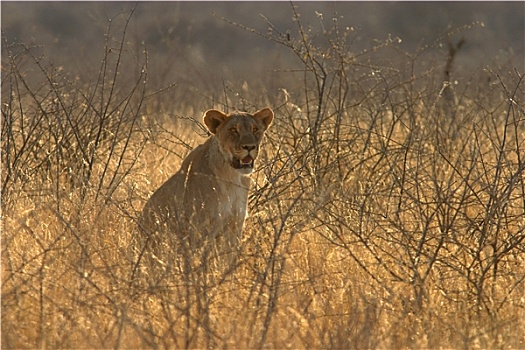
[243,145,256,152]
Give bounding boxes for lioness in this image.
[139,108,274,257]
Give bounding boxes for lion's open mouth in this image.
[232,155,254,169]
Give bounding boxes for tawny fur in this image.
[139,108,273,251]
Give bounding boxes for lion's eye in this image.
[229,127,238,134]
[253,127,259,133]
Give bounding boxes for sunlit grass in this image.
[2,7,524,349]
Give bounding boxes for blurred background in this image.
[3,1,524,91]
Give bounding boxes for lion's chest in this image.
[213,181,248,224]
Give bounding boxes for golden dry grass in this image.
[2,8,525,349]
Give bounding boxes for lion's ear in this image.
[203,110,228,134]
[254,108,274,131]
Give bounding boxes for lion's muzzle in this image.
[231,144,257,171]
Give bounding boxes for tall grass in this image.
[2,6,524,349]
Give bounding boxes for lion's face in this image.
[204,108,274,174]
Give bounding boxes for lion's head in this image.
[204,108,274,174]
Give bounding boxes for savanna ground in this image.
[2,5,525,349]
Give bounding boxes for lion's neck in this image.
[204,137,249,189]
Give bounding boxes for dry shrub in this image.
[2,5,524,349]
